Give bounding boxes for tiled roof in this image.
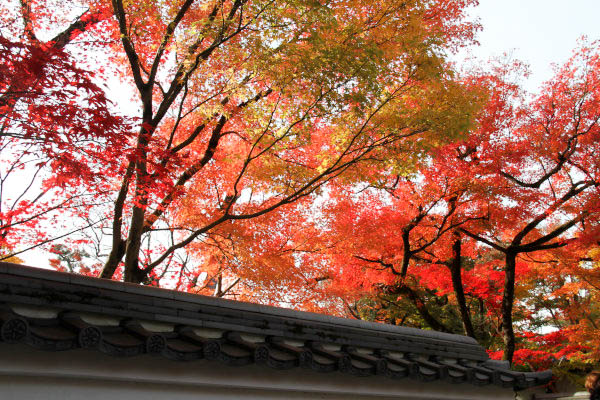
[0,262,551,391]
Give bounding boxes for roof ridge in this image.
[0,262,477,345]
[0,261,553,391]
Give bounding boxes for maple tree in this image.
[255,46,600,366]
[70,0,481,284]
[293,126,501,338]
[1,0,481,281]
[0,0,125,256]
[458,46,600,363]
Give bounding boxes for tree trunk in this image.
[99,162,136,279]
[449,234,476,338]
[501,251,517,364]
[400,229,411,277]
[123,205,145,283]
[100,239,126,279]
[123,97,153,284]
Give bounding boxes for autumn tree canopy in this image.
[1,0,481,279]
[279,47,600,365]
[2,0,600,371]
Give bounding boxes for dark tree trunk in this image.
[448,234,476,338]
[100,239,126,279]
[400,229,411,277]
[501,251,517,364]
[123,94,153,284]
[99,163,135,279]
[123,205,146,283]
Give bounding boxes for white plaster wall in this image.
[0,344,516,400]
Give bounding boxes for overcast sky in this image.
[462,0,600,92]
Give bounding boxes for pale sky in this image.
[463,0,600,92]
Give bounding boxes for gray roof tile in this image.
[0,262,551,391]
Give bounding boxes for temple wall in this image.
[0,343,515,400]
